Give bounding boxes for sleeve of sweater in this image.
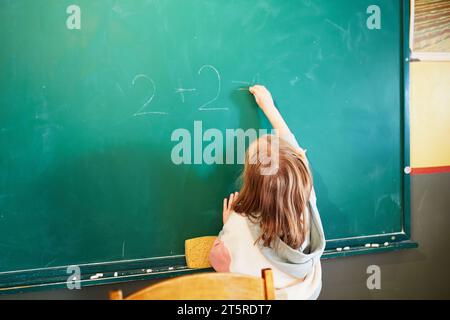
[278,131,306,154]
[209,237,231,273]
[278,131,312,169]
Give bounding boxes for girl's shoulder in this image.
[278,132,306,153]
[221,211,257,234]
[224,211,248,226]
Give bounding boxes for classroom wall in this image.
[1,61,449,300]
[319,61,450,299]
[410,62,450,171]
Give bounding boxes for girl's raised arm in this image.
[249,85,291,136]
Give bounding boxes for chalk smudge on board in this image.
[325,19,353,51]
[290,76,300,86]
[112,2,136,18]
[116,83,125,96]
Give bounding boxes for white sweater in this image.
[219,194,322,300]
[211,133,326,300]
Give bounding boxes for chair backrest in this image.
[109,269,275,300]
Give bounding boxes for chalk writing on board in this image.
[232,80,251,91]
[175,88,197,103]
[175,80,196,103]
[197,65,228,111]
[132,74,168,116]
[231,73,260,91]
[231,81,250,85]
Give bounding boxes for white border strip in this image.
[411,52,450,61]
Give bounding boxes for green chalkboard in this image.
[0,0,412,291]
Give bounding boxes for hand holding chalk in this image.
[250,85,291,136]
[249,85,275,112]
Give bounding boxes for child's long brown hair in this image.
[233,135,313,249]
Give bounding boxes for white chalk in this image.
[384,242,389,247]
[336,248,343,252]
[168,267,174,271]
[90,273,103,280]
[343,246,350,251]
[365,244,371,248]
[146,269,153,273]
[114,272,118,277]
[371,243,380,248]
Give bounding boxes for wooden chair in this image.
[109,268,275,300]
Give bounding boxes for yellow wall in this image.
[410,61,450,169]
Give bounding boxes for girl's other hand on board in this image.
[223,192,238,225]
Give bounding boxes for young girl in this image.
[209,85,326,300]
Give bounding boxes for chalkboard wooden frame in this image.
[0,0,417,293]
